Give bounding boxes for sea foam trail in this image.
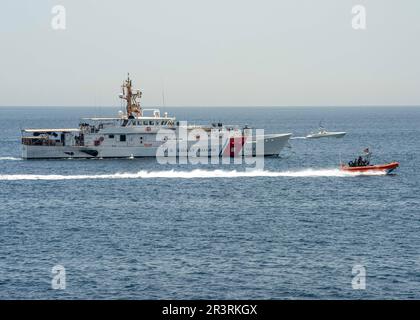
[0,157,21,161]
[0,169,386,181]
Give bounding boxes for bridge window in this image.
[120,135,126,142]
[108,134,114,139]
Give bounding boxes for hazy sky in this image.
[0,0,419,107]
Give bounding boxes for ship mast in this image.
[120,73,142,118]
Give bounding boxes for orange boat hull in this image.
[340,162,399,174]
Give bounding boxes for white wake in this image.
[0,157,21,161]
[0,169,387,181]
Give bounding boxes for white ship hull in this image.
[306,132,346,139]
[22,133,291,159]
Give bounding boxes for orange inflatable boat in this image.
[340,162,399,174]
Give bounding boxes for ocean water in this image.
[0,106,419,299]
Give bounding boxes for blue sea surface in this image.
[0,106,419,299]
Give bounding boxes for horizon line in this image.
[1,105,420,108]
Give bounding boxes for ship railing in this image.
[22,137,62,146]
